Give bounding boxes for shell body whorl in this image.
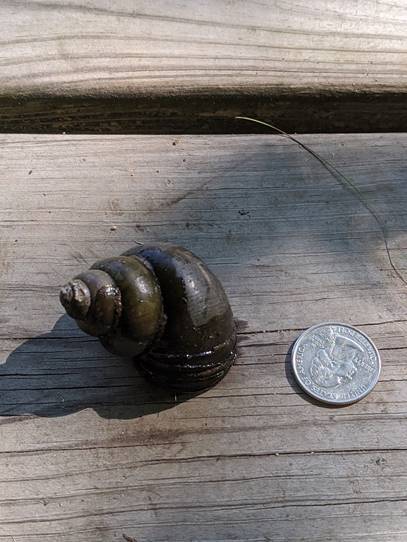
[123,244,236,390]
[60,244,236,391]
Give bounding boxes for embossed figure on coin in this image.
[292,323,381,405]
[310,328,360,388]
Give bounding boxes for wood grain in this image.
[1,133,407,540]
[1,1,407,132]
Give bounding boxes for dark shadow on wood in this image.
[0,315,200,419]
[1,89,407,134]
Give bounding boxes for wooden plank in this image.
[1,1,407,132]
[1,133,407,541]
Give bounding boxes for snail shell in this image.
[60,244,236,391]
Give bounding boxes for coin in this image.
[292,323,381,405]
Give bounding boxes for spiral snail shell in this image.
[60,244,236,391]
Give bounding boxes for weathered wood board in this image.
[0,133,407,541]
[1,1,407,132]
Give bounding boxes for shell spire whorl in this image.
[60,279,91,320]
[60,269,123,338]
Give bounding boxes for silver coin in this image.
[292,323,381,405]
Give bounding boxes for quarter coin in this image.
[292,323,381,405]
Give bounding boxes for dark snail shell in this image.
[60,244,236,391]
